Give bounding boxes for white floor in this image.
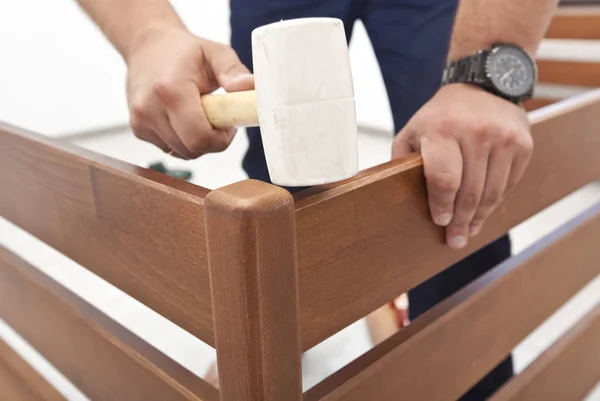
[1,128,600,399]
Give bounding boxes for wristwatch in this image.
[441,43,537,104]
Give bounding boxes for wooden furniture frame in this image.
[2,89,600,401]
[525,5,600,111]
[2,10,600,401]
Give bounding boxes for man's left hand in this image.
[392,84,533,249]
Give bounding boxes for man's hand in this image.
[126,28,254,159]
[392,84,533,249]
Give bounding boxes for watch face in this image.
[487,45,536,98]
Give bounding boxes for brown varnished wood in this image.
[0,122,215,346]
[491,304,600,401]
[0,338,65,401]
[546,6,600,40]
[523,97,559,112]
[0,245,219,401]
[205,180,303,401]
[293,90,600,351]
[537,60,600,87]
[304,201,600,401]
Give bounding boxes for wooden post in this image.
[205,179,303,401]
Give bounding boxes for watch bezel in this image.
[484,43,538,101]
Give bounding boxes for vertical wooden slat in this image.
[205,179,303,401]
[491,304,600,401]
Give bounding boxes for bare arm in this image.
[75,0,185,61]
[75,0,253,159]
[448,0,560,60]
[394,1,560,250]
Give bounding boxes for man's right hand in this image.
[126,28,255,159]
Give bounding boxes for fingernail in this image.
[469,226,481,237]
[434,213,453,226]
[449,236,467,249]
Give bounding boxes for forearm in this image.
[448,0,560,61]
[75,0,186,61]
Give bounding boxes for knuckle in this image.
[211,138,231,152]
[461,191,480,210]
[426,172,460,193]
[182,134,208,154]
[129,115,145,136]
[519,135,534,154]
[153,79,180,105]
[501,130,518,148]
[432,120,456,140]
[480,189,502,207]
[130,98,150,122]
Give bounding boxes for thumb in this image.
[207,45,255,92]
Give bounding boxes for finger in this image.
[205,44,255,92]
[129,114,170,151]
[130,91,193,159]
[391,132,414,159]
[420,135,463,228]
[446,143,490,249]
[164,82,236,156]
[504,138,534,197]
[469,148,513,237]
[146,110,198,159]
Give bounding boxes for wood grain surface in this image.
[293,90,600,350]
[0,245,218,401]
[523,97,560,112]
[304,201,600,401]
[205,180,303,401]
[0,338,65,401]
[0,122,215,346]
[537,60,600,88]
[491,303,600,401]
[546,5,600,39]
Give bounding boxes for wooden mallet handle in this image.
[201,90,259,129]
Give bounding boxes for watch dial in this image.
[488,46,536,98]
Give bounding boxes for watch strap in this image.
[442,50,489,87]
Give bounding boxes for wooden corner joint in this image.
[204,179,302,401]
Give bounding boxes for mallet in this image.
[201,18,358,187]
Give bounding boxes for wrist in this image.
[126,21,187,63]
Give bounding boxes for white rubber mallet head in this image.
[201,18,358,187]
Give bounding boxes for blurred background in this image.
[1,1,600,399]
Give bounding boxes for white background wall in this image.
[0,0,393,137]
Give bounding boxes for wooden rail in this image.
[0,123,216,346]
[524,5,600,111]
[0,245,219,401]
[293,90,600,349]
[0,338,65,401]
[491,304,600,401]
[546,6,600,40]
[1,7,599,399]
[304,201,600,401]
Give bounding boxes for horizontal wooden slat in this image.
[294,90,600,350]
[523,97,560,112]
[491,303,600,401]
[537,60,600,87]
[0,123,215,346]
[0,245,219,401]
[546,6,600,40]
[304,201,600,401]
[0,338,65,401]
